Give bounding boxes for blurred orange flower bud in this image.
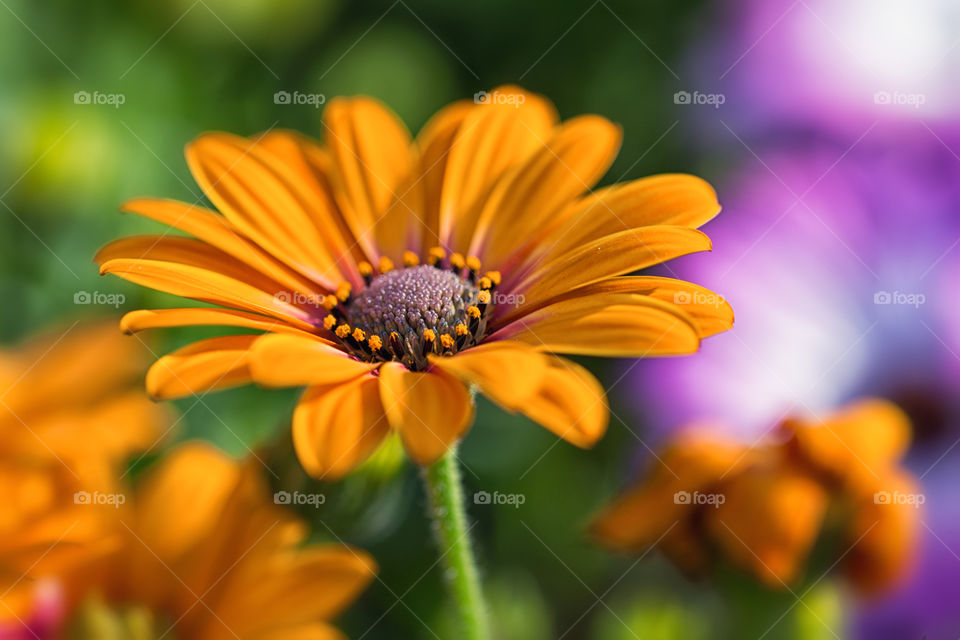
[591,399,921,596]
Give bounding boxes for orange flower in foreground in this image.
[591,399,921,595]
[0,322,169,596]
[96,86,732,478]
[5,444,375,640]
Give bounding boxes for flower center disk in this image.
[346,265,477,338]
[325,256,498,371]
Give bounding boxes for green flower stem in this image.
[422,446,490,640]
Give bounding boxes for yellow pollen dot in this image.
[485,270,502,286]
[379,256,395,273]
[478,290,491,304]
[467,306,481,319]
[466,256,482,272]
[389,331,401,343]
[352,328,366,342]
[323,315,337,330]
[450,253,465,269]
[427,246,446,265]
[455,323,469,336]
[368,335,383,351]
[358,261,373,276]
[423,329,436,342]
[403,251,420,267]
[322,295,338,310]
[335,324,351,339]
[440,334,455,349]
[336,282,352,302]
[477,276,492,290]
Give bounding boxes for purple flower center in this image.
[345,265,480,341]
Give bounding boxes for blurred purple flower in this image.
[632,123,960,442]
[692,0,960,133]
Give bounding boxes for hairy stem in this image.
[421,446,489,640]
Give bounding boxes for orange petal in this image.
[414,100,475,251]
[257,624,347,640]
[520,357,608,448]
[544,174,721,259]
[185,133,342,288]
[498,276,733,339]
[472,114,622,265]
[95,235,290,295]
[786,398,912,492]
[490,293,701,357]
[844,469,921,595]
[240,546,376,627]
[591,434,750,553]
[704,466,829,587]
[251,131,365,285]
[249,333,376,388]
[437,87,558,252]
[292,375,390,479]
[133,442,241,559]
[99,258,317,331]
[0,321,148,417]
[120,308,310,335]
[378,363,474,465]
[375,169,428,263]
[120,197,319,294]
[508,225,713,306]
[322,97,414,258]
[146,335,258,400]
[429,340,546,410]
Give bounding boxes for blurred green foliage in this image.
[0,0,849,637]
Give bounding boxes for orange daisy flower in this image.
[0,321,170,595]
[591,399,921,595]
[4,443,375,639]
[96,86,732,478]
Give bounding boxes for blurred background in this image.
[1,0,958,637]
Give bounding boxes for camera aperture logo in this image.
[74,490,126,507]
[273,490,325,508]
[473,490,525,508]
[74,90,125,108]
[274,91,326,108]
[673,490,725,508]
[874,490,924,507]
